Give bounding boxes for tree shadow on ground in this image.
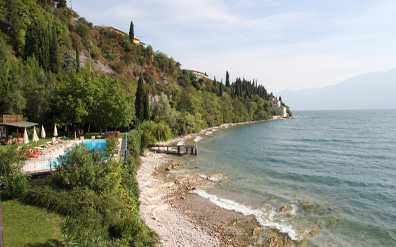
[24,239,62,247]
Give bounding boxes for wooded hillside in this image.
[0,0,291,135]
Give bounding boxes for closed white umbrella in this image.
[23,127,29,144]
[53,124,58,137]
[41,125,46,138]
[32,126,39,145]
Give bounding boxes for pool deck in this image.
[23,140,78,175]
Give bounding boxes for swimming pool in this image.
[83,139,107,153]
[39,140,107,169]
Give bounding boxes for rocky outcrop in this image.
[165,162,182,171]
[279,205,292,213]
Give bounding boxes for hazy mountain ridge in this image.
[278,68,396,110]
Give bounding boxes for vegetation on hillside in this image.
[0,0,290,136]
[0,0,291,245]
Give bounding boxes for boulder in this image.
[279,205,292,213]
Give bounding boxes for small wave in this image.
[191,190,303,241]
[206,131,213,136]
[194,136,204,142]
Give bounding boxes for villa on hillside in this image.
[98,26,146,46]
[189,70,208,79]
[269,97,288,118]
[270,96,281,108]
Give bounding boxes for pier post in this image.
[177,146,180,155]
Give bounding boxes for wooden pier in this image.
[151,144,198,156]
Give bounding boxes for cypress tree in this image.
[0,40,8,99]
[129,21,134,42]
[219,83,223,97]
[24,18,50,71]
[57,0,67,8]
[135,73,144,122]
[8,0,22,56]
[49,24,60,73]
[143,91,149,121]
[226,71,230,87]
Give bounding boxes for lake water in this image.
[180,110,396,246]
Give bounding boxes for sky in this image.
[71,0,396,93]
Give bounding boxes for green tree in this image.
[49,24,60,73]
[88,76,133,134]
[0,39,9,100]
[129,21,134,42]
[7,0,23,56]
[226,71,230,87]
[24,17,50,71]
[57,0,67,8]
[144,45,154,60]
[143,90,150,121]
[51,73,92,127]
[135,73,145,123]
[151,93,177,128]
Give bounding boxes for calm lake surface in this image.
[180,109,396,246]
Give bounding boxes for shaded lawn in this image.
[2,198,64,247]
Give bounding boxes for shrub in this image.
[110,215,159,246]
[139,121,173,150]
[127,130,141,161]
[22,129,158,246]
[153,122,173,142]
[57,144,122,194]
[0,145,28,198]
[139,121,157,151]
[104,137,120,159]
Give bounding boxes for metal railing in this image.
[119,132,128,164]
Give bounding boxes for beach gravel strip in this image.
[138,152,221,247]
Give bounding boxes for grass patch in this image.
[1,198,64,247]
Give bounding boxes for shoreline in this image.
[138,119,301,246]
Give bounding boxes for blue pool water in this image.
[83,139,107,153]
[39,140,107,168]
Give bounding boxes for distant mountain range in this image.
[278,68,396,110]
